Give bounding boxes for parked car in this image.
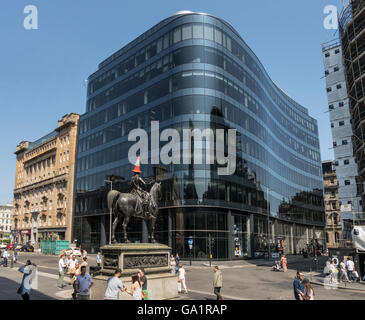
[6,243,18,250]
[0,243,7,249]
[15,244,22,250]
[65,247,81,257]
[21,244,34,252]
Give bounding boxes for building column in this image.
[168,209,173,249]
[289,224,294,254]
[100,214,107,247]
[227,210,234,260]
[249,213,255,258]
[293,223,297,254]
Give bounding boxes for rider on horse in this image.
[130,156,152,218]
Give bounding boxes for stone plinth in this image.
[100,243,171,276]
[91,273,178,300]
[91,243,178,300]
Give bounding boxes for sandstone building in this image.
[322,160,343,248]
[13,113,79,246]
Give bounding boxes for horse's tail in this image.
[107,190,121,213]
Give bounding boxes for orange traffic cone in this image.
[132,156,142,173]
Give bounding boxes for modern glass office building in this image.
[73,11,325,259]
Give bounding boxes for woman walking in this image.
[281,254,287,272]
[18,260,37,300]
[178,264,188,294]
[170,256,176,275]
[302,278,315,300]
[126,275,142,300]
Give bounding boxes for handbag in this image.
[141,291,147,299]
[177,282,182,292]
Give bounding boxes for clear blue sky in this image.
[0,0,343,203]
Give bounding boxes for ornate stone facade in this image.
[322,161,343,248]
[13,113,80,246]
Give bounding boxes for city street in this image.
[1,252,364,300]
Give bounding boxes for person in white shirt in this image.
[104,269,126,300]
[2,250,9,267]
[328,260,338,284]
[346,257,355,281]
[96,252,102,268]
[339,259,349,282]
[68,255,78,269]
[58,254,67,288]
[75,266,94,300]
[178,264,188,294]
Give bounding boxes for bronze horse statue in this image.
[107,182,162,243]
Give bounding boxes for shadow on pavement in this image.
[0,275,56,300]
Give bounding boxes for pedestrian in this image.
[13,250,18,264]
[96,252,102,269]
[213,266,223,300]
[302,278,315,300]
[293,271,305,300]
[137,267,149,300]
[82,249,88,259]
[281,254,287,272]
[71,262,81,300]
[17,260,37,300]
[81,256,88,270]
[328,259,337,284]
[68,255,78,270]
[339,259,349,283]
[346,257,355,281]
[126,275,142,300]
[175,254,180,275]
[58,254,67,289]
[104,268,126,300]
[1,249,9,267]
[74,266,94,300]
[170,256,176,274]
[178,264,188,294]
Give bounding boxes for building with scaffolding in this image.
[339,0,365,228]
[322,38,363,241]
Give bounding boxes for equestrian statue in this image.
[107,156,162,243]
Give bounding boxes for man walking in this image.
[2,249,9,267]
[339,259,349,283]
[75,266,94,300]
[213,266,223,300]
[293,271,305,300]
[68,255,78,270]
[96,252,102,269]
[104,268,126,300]
[346,257,355,281]
[58,254,67,288]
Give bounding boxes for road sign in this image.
[188,239,193,245]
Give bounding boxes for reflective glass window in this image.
[173,27,181,43]
[193,23,204,39]
[204,24,214,41]
[215,28,222,45]
[182,24,192,40]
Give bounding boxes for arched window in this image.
[326,232,329,243]
[335,232,339,243]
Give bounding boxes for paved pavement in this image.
[1,252,364,300]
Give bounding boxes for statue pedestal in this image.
[91,243,178,300]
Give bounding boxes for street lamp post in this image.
[267,187,271,260]
[105,180,113,245]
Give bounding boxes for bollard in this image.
[10,253,14,269]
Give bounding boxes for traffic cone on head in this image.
[133,156,142,174]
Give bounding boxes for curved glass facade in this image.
[74,12,325,259]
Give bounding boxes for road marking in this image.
[187,289,248,300]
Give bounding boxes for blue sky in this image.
[0,0,343,203]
